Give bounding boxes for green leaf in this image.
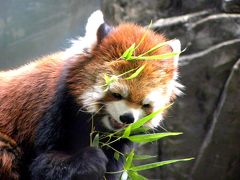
[121,43,136,60]
[133,21,152,53]
[124,149,135,170]
[117,67,138,78]
[104,74,111,85]
[122,125,131,138]
[139,41,171,56]
[125,65,145,80]
[128,171,147,180]
[129,104,172,131]
[110,75,118,83]
[92,133,99,147]
[127,132,182,143]
[132,52,180,60]
[130,127,150,135]
[128,110,162,131]
[130,158,194,171]
[114,152,120,161]
[133,154,157,161]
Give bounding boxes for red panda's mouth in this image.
[108,117,125,129]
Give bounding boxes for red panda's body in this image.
[0,53,65,178]
[0,53,63,143]
[0,11,181,180]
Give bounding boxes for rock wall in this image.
[102,1,240,179]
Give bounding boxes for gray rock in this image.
[102,1,240,179]
[222,0,240,13]
[154,13,240,180]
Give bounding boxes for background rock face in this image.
[101,0,222,24]
[102,0,240,179]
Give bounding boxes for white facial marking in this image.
[106,100,144,124]
[63,10,104,59]
[102,115,114,130]
[150,114,163,128]
[144,80,183,128]
[80,85,104,112]
[109,82,129,98]
[144,89,169,128]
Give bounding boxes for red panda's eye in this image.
[111,93,123,100]
[142,104,151,108]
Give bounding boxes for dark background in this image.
[1,0,240,179]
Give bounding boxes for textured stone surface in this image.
[155,13,240,179]
[102,0,222,25]
[191,59,240,180]
[102,1,240,179]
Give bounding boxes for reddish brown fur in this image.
[0,53,68,178]
[68,23,176,108]
[0,24,175,142]
[0,53,65,144]
[0,23,177,178]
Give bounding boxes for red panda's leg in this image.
[31,74,108,179]
[101,136,133,180]
[30,147,108,180]
[0,140,21,180]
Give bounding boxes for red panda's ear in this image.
[84,10,105,43]
[63,10,107,59]
[168,39,181,67]
[97,23,113,44]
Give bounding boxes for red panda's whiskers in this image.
[159,121,168,132]
[87,105,105,123]
[79,102,106,113]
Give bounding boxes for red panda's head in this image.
[66,10,182,131]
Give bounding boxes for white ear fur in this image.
[168,39,181,67]
[85,10,104,39]
[63,10,104,59]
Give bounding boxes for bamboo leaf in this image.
[124,149,135,170]
[92,133,99,147]
[133,154,157,161]
[132,52,180,60]
[130,127,150,135]
[128,171,147,180]
[129,110,162,131]
[117,68,138,78]
[127,132,182,143]
[110,75,118,83]
[122,125,131,138]
[121,43,136,60]
[130,158,194,171]
[139,41,170,57]
[104,74,111,85]
[114,152,120,161]
[125,65,145,80]
[134,21,152,51]
[129,104,172,131]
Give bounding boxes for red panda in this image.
[0,10,181,179]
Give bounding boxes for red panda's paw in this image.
[71,147,108,179]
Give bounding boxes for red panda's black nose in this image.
[120,113,134,124]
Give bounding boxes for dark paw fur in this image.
[71,147,108,180]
